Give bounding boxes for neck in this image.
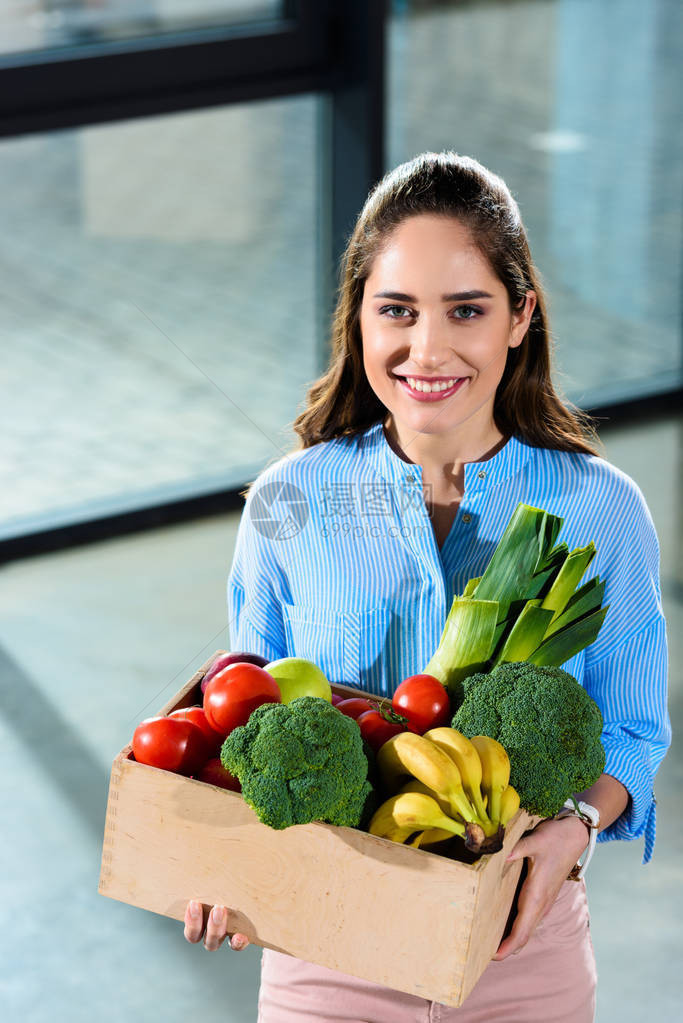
[383,414,508,487]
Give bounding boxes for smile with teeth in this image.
[403,376,463,393]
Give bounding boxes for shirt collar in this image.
[358,419,535,493]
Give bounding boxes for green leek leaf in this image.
[540,543,597,623]
[491,600,556,666]
[544,578,606,638]
[472,505,565,619]
[527,606,610,666]
[462,576,481,598]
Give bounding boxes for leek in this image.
[423,502,609,703]
[423,598,498,699]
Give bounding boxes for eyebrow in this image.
[372,289,494,302]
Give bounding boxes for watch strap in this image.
[556,798,600,880]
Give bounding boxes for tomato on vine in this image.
[357,704,407,753]
[391,673,452,734]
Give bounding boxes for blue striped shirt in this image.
[227,420,670,863]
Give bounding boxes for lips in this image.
[394,375,468,403]
[392,373,467,387]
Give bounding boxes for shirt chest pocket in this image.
[281,604,393,695]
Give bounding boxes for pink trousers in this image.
[257,878,596,1022]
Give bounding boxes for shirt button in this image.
[462,513,472,524]
[478,470,486,480]
[406,474,416,484]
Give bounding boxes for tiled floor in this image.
[1,412,681,1022]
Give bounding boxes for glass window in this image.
[1,0,282,57]
[387,0,682,407]
[1,94,318,537]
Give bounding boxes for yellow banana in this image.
[386,825,422,844]
[407,828,454,848]
[416,827,457,846]
[398,778,455,817]
[499,784,521,826]
[470,735,511,825]
[376,731,483,825]
[366,813,419,846]
[369,791,466,842]
[422,727,490,824]
[397,781,459,844]
[366,798,410,838]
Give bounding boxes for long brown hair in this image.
[290,150,602,458]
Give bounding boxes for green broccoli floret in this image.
[451,662,606,818]
[220,696,374,830]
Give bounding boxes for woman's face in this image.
[359,214,536,446]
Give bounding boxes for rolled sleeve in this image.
[584,615,670,863]
[582,474,670,863]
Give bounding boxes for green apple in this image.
[263,657,332,703]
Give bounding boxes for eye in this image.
[453,305,482,320]
[378,303,483,321]
[379,304,413,319]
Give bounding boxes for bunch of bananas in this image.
[368,728,519,855]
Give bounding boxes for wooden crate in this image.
[98,651,535,1007]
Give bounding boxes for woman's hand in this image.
[183,900,250,952]
[493,815,590,961]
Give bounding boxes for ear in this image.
[509,291,537,349]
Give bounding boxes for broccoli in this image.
[220,696,375,830]
[451,662,606,818]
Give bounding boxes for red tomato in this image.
[357,709,406,753]
[203,663,281,735]
[169,706,224,755]
[196,757,241,792]
[391,673,452,734]
[201,651,269,693]
[336,697,376,720]
[132,716,208,776]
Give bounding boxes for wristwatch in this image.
[555,798,600,880]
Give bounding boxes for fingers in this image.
[493,860,546,961]
[494,817,591,961]
[183,900,206,943]
[494,864,566,960]
[493,914,535,960]
[204,905,230,951]
[504,834,533,864]
[183,901,250,951]
[493,891,540,960]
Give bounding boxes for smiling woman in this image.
[205,151,670,1023]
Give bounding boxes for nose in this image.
[408,314,455,370]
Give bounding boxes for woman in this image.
[183,152,670,1021]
